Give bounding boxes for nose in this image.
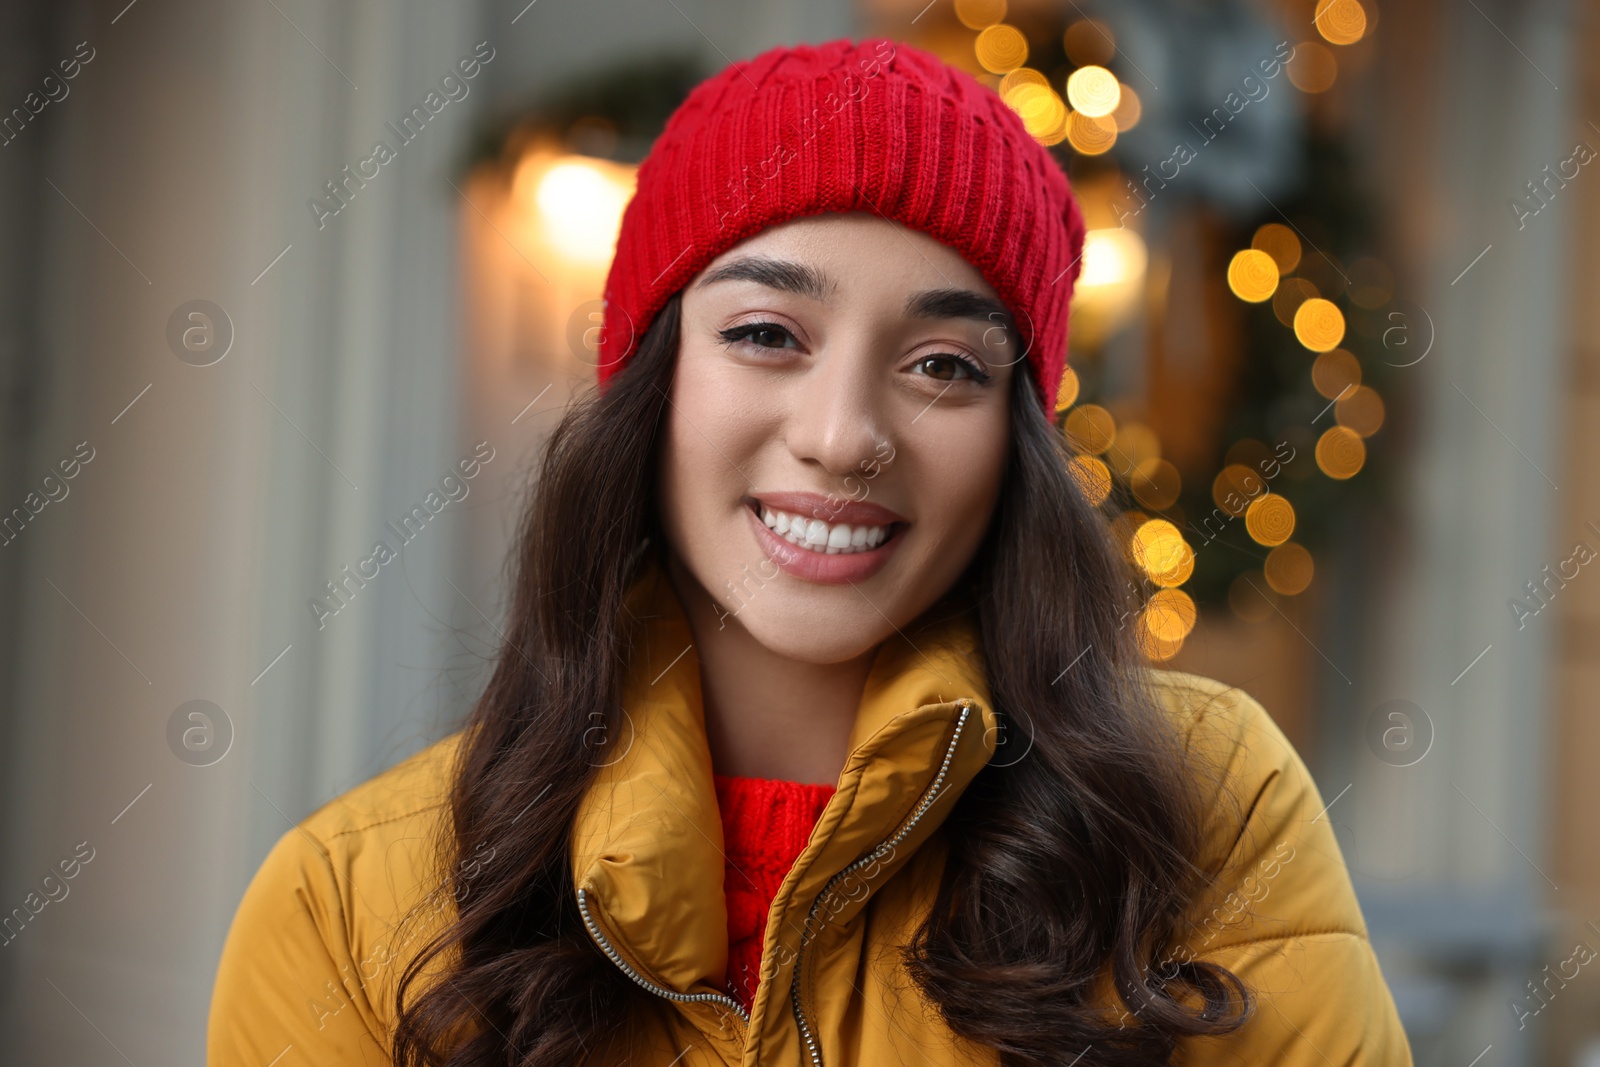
[783,337,888,480]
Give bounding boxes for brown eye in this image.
[912,353,991,384]
[719,322,798,349]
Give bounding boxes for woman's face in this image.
[658,211,1018,664]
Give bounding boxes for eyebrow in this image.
[693,255,1016,334]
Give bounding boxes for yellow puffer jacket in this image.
[208,559,1413,1065]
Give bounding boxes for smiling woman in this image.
[657,214,1017,784]
[207,37,1412,1067]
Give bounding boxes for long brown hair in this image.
[390,290,1251,1065]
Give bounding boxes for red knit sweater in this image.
[712,774,836,1012]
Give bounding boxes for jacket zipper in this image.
[577,886,751,1031]
[788,699,975,1067]
[576,698,975,1066]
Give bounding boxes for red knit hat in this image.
[596,37,1088,414]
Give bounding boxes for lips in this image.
[739,490,908,585]
[742,490,907,527]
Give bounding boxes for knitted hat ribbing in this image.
[596,37,1088,414]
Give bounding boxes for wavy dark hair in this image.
[389,290,1252,1065]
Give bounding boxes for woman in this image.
[208,38,1412,1067]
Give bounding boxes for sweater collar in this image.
[570,553,998,1036]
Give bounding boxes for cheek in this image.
[923,421,1007,525]
[655,357,767,550]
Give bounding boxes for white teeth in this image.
[754,505,892,555]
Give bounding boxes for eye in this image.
[911,352,992,384]
[718,321,799,350]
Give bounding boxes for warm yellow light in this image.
[1067,455,1112,505]
[1265,543,1315,595]
[1315,0,1367,46]
[1110,510,1148,564]
[1080,227,1144,287]
[1312,349,1361,400]
[1036,116,1069,146]
[1228,249,1280,303]
[1251,222,1302,273]
[1111,421,1161,472]
[1274,277,1319,327]
[1063,110,1116,154]
[1141,588,1198,642]
[1293,297,1345,351]
[1055,364,1081,412]
[1131,457,1181,511]
[1066,65,1121,118]
[955,0,1007,31]
[1244,493,1296,547]
[1009,83,1067,140]
[531,158,634,264]
[1213,464,1263,515]
[1071,226,1147,342]
[1336,384,1385,437]
[1065,404,1117,454]
[1287,40,1338,93]
[1316,426,1366,479]
[976,24,1029,73]
[998,67,1050,100]
[1132,519,1194,587]
[1136,626,1187,662]
[1063,19,1115,66]
[1111,85,1141,131]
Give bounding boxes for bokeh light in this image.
[1140,588,1198,646]
[1287,40,1338,93]
[1294,297,1346,351]
[523,157,634,264]
[1065,404,1117,454]
[1131,457,1182,511]
[1252,222,1303,273]
[1111,85,1142,131]
[1066,65,1121,117]
[1065,110,1118,154]
[1132,519,1195,587]
[976,24,1029,73]
[1214,464,1265,515]
[1315,0,1368,46]
[1336,384,1386,437]
[1228,249,1280,302]
[1273,276,1320,327]
[1245,493,1296,546]
[1312,349,1362,399]
[1316,426,1367,479]
[1265,542,1316,595]
[1055,364,1081,412]
[1111,421,1162,471]
[955,0,1007,31]
[1063,18,1116,66]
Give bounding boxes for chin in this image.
[731,604,892,665]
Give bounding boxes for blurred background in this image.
[0,0,1594,1062]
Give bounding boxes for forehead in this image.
[694,211,1001,301]
[686,213,1023,345]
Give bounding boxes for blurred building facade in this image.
[0,0,1595,1064]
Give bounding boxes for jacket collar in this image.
[570,554,999,1033]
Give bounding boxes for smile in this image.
[740,494,907,585]
[757,505,888,555]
